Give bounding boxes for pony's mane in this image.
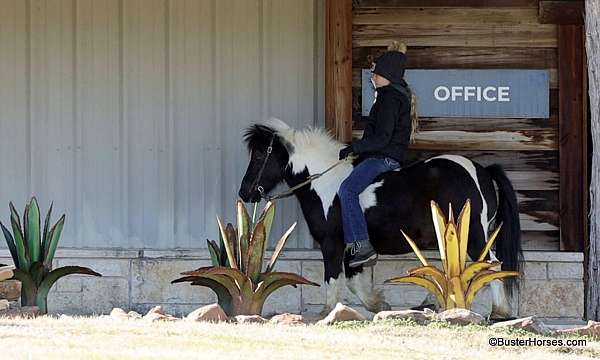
[243,118,343,157]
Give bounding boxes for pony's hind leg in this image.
[468,215,513,318]
[345,265,391,313]
[488,250,513,318]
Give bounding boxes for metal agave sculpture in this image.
[172,200,319,316]
[385,199,519,310]
[0,197,102,314]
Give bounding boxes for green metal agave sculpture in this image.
[0,197,102,314]
[172,200,319,316]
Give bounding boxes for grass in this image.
[0,316,598,360]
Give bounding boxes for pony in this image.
[238,118,522,318]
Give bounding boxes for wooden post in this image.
[325,0,352,142]
[558,24,586,251]
[585,0,600,321]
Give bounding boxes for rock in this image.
[144,305,178,322]
[373,309,432,324]
[0,299,9,311]
[491,316,552,335]
[0,280,21,301]
[557,321,600,338]
[110,308,130,320]
[437,308,485,326]
[270,313,306,326]
[186,304,228,323]
[317,303,366,325]
[0,306,40,318]
[235,315,268,324]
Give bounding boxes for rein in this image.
[252,136,354,202]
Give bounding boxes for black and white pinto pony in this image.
[238,118,522,318]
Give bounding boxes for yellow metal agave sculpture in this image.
[385,199,519,310]
[172,200,319,316]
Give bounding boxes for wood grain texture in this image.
[585,0,600,321]
[405,150,559,172]
[521,231,560,250]
[539,1,584,25]
[353,23,558,48]
[326,0,353,142]
[350,2,563,251]
[354,7,539,25]
[352,0,538,7]
[353,127,557,151]
[353,46,558,69]
[558,24,585,251]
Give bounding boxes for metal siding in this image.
[0,0,323,250]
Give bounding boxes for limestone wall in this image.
[0,250,584,320]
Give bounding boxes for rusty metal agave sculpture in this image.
[172,200,319,317]
[385,199,519,311]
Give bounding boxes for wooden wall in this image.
[351,0,560,250]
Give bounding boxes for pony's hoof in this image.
[319,306,333,317]
[368,301,391,313]
[490,305,513,320]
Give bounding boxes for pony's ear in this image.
[263,117,296,153]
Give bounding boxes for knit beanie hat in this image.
[373,41,407,84]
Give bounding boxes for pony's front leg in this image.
[320,242,346,316]
[345,264,391,313]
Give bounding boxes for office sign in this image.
[362,69,549,118]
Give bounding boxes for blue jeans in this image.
[338,157,401,244]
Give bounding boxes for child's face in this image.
[372,73,391,88]
[370,63,391,88]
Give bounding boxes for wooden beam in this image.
[539,1,584,25]
[558,24,586,251]
[352,0,538,7]
[326,0,353,142]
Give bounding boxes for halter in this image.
[250,135,355,202]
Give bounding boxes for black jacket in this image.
[352,83,411,163]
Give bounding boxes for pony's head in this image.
[238,118,295,203]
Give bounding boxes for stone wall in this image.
[0,249,584,320]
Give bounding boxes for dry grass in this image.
[0,316,598,360]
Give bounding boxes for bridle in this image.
[248,136,275,199]
[249,135,355,202]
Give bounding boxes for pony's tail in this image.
[387,41,419,144]
[486,164,523,290]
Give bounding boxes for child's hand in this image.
[339,145,354,160]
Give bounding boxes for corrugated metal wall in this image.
[0,0,324,249]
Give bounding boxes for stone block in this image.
[471,285,493,318]
[54,276,83,293]
[81,277,129,314]
[57,258,130,278]
[548,262,583,280]
[373,260,423,285]
[381,284,429,308]
[519,280,584,318]
[47,292,83,315]
[521,262,547,280]
[301,261,325,305]
[263,261,302,316]
[131,259,214,304]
